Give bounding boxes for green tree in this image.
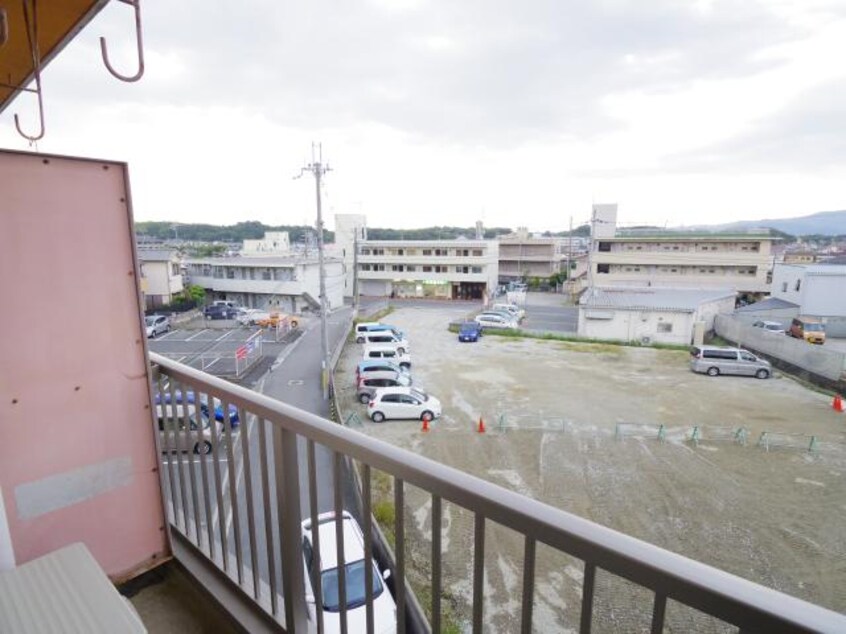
[184,285,205,303]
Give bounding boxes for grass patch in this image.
[356,305,395,323]
[448,323,690,352]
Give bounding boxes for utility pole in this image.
[296,143,331,399]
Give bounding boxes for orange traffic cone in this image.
[478,417,486,433]
[834,394,845,413]
[422,416,430,432]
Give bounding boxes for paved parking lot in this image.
[148,317,302,378]
[335,305,846,632]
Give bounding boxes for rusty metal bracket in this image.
[100,0,144,82]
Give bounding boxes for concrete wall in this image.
[732,306,800,326]
[715,315,846,381]
[771,264,806,303]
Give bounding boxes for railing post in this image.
[275,426,308,633]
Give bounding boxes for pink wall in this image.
[0,150,168,579]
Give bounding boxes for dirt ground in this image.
[335,305,846,633]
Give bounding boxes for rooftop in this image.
[185,254,340,266]
[580,287,736,312]
[137,248,178,262]
[606,231,778,241]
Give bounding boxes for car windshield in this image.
[804,323,824,332]
[145,316,156,326]
[460,323,477,332]
[410,388,428,401]
[320,560,383,611]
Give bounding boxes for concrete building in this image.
[771,263,846,336]
[242,231,291,255]
[588,204,776,294]
[497,228,571,283]
[334,214,499,300]
[332,214,368,298]
[579,287,736,345]
[137,248,184,309]
[184,255,343,313]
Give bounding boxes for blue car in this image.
[458,321,483,342]
[154,390,240,427]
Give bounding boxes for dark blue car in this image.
[458,321,483,342]
[154,390,240,427]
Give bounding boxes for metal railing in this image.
[149,351,846,633]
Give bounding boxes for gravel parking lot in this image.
[335,305,846,632]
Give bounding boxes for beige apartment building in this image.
[589,205,776,294]
[138,248,184,309]
[497,229,586,283]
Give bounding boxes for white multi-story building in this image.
[332,214,368,298]
[588,204,776,295]
[497,228,568,283]
[138,248,184,309]
[184,254,343,313]
[771,263,846,336]
[334,215,499,300]
[242,231,291,255]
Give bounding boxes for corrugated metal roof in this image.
[580,287,736,312]
[735,297,800,312]
[0,543,146,633]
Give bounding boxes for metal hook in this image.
[100,0,145,82]
[13,0,45,142]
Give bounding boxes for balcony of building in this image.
[1,9,843,634]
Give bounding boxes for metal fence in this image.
[149,351,846,633]
[715,315,846,381]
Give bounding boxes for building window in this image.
[361,264,371,271]
[471,266,482,273]
[434,265,448,273]
[598,242,611,252]
[597,264,610,274]
[171,263,180,276]
[226,269,236,279]
[781,282,788,292]
[372,248,384,256]
[472,249,483,256]
[422,249,432,256]
[397,249,404,256]
[657,323,673,333]
[422,265,432,272]
[795,279,801,291]
[262,270,272,280]
[456,266,469,274]
[392,265,404,272]
[374,264,385,271]
[361,248,370,255]
[406,265,417,272]
[435,248,448,256]
[636,246,642,250]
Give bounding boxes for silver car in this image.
[690,346,771,379]
[145,314,171,338]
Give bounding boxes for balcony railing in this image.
[150,351,846,633]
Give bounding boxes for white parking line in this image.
[215,330,234,342]
[157,330,180,341]
[186,329,209,341]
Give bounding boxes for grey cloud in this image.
[42,0,825,147]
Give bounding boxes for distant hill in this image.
[135,221,331,243]
[695,210,846,236]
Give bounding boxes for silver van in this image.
[690,346,771,379]
[155,405,217,454]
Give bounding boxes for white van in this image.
[354,322,405,342]
[362,344,412,369]
[359,331,410,353]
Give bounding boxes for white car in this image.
[154,405,216,454]
[491,302,525,321]
[474,313,517,330]
[145,314,171,338]
[752,320,786,335]
[368,387,441,423]
[301,511,397,634]
[236,309,270,325]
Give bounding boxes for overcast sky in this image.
[2,0,846,232]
